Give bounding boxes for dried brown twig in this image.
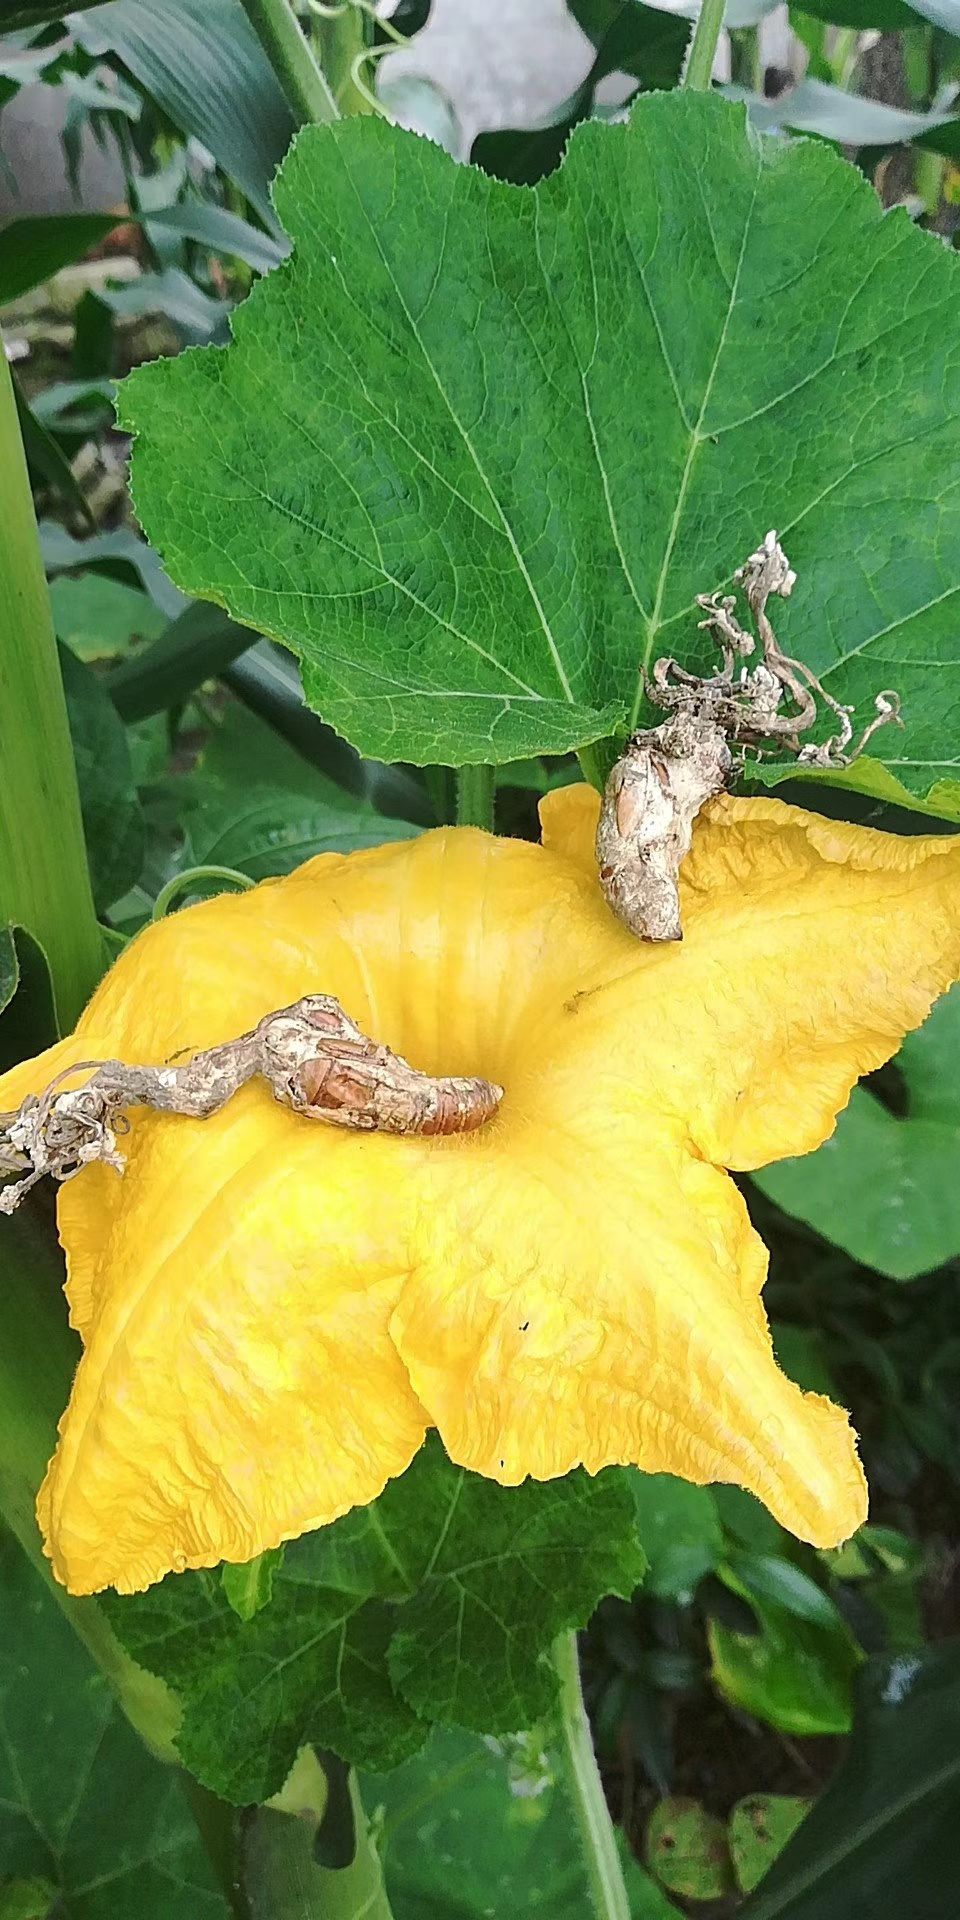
[597,531,903,943]
[0,995,502,1214]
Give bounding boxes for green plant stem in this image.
[0,341,103,1030]
[456,764,495,829]
[237,0,338,125]
[553,1631,631,1920]
[682,0,726,92]
[311,1,373,116]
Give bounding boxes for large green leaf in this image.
[740,1642,960,1918]
[0,1535,228,1919]
[72,0,296,229]
[754,986,960,1279]
[364,1726,678,1919]
[120,95,960,794]
[103,1438,646,1800]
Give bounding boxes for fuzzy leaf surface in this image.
[121,94,960,794]
[104,1439,645,1800]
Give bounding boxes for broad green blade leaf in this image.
[729,1797,810,1896]
[103,1437,645,1799]
[12,375,92,525]
[145,201,288,275]
[754,986,960,1279]
[106,601,254,720]
[364,1727,678,1919]
[121,96,960,794]
[60,644,144,913]
[730,77,960,158]
[708,1567,859,1735]
[49,573,167,663]
[628,1473,722,1599]
[72,0,296,229]
[0,213,118,306]
[740,1643,960,1918]
[0,1536,228,1919]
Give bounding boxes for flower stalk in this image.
[553,1631,632,1920]
[456,764,496,830]
[682,0,727,92]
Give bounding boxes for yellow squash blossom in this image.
[3,785,960,1597]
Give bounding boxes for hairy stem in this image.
[0,341,104,1030]
[237,0,338,125]
[682,0,726,91]
[456,764,496,830]
[553,1631,631,1920]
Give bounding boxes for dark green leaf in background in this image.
[0,924,57,1068]
[754,986,960,1278]
[39,521,187,620]
[709,1565,860,1735]
[0,1536,228,1919]
[103,1439,646,1800]
[0,214,119,307]
[740,1642,960,1918]
[60,643,144,912]
[122,96,960,798]
[49,572,167,662]
[627,1473,722,1599]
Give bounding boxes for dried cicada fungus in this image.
[598,531,903,942]
[0,995,502,1214]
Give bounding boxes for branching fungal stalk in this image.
[0,995,503,1213]
[597,531,903,943]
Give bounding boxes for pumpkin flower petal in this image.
[2,791,960,1593]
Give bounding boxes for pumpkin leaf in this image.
[0,1536,228,1919]
[754,986,960,1279]
[121,94,960,798]
[364,1726,678,1919]
[103,1438,646,1800]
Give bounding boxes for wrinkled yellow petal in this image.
[391,1123,866,1547]
[3,789,960,1592]
[39,1100,428,1593]
[539,785,960,1166]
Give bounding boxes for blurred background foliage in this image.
[0,3,958,1915]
